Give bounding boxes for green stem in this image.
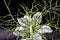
[30,25,33,40]
[4,0,17,23]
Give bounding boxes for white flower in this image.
[38,26,53,34]
[13,12,53,40]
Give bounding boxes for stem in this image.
[4,0,17,23]
[30,25,33,40]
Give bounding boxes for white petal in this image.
[13,27,24,36]
[15,27,24,31]
[38,26,53,34]
[13,31,24,36]
[23,15,32,22]
[13,32,19,36]
[33,32,43,40]
[33,12,42,24]
[17,18,28,26]
[34,12,42,17]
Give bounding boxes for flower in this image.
[13,12,53,40]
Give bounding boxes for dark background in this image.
[0,0,33,16]
[0,0,59,16]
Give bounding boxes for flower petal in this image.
[13,31,24,36]
[38,26,53,34]
[23,15,32,22]
[17,18,28,26]
[33,32,43,40]
[15,27,24,31]
[17,15,32,26]
[13,27,24,36]
[33,12,42,25]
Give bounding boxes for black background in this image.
[0,0,33,16]
[0,0,60,16]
